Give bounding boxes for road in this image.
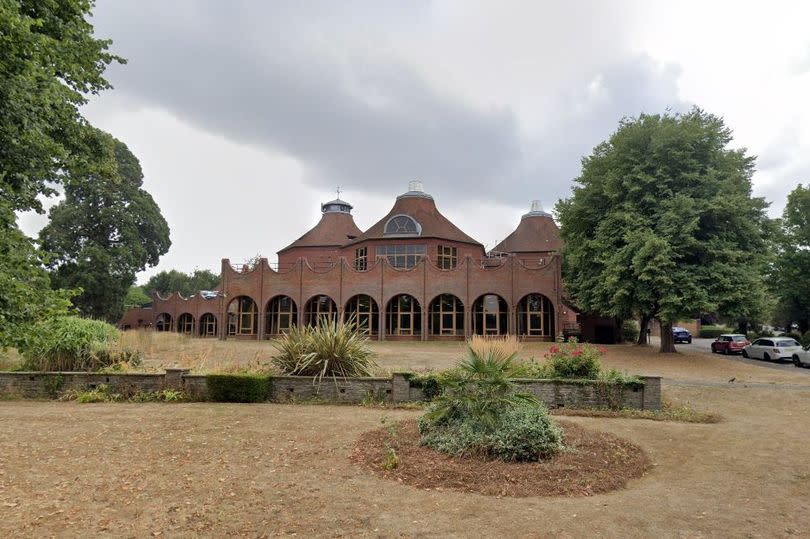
[649,336,810,376]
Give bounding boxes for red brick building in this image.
[120,182,574,341]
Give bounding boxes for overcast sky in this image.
[17,1,810,283]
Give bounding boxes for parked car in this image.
[792,346,810,368]
[711,334,750,355]
[672,327,692,344]
[742,338,803,361]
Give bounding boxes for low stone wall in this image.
[0,370,662,410]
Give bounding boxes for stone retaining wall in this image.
[0,370,662,410]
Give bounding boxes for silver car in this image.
[743,338,803,361]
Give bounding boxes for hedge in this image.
[699,326,732,339]
[206,373,271,402]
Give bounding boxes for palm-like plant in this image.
[422,344,537,432]
[271,317,377,384]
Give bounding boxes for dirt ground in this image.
[2,381,810,537]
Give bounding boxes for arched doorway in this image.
[266,295,297,336]
[177,313,194,335]
[304,295,337,327]
[386,294,421,336]
[344,295,379,335]
[227,296,258,336]
[517,293,555,338]
[199,313,217,337]
[155,313,172,332]
[472,294,508,336]
[428,294,464,336]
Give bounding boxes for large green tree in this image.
[0,0,122,346]
[39,132,171,322]
[772,183,810,333]
[143,269,220,298]
[557,108,770,352]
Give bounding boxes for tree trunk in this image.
[659,319,677,353]
[637,314,651,345]
[737,320,749,335]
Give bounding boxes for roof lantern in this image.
[522,199,551,219]
[398,179,433,200]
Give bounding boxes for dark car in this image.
[711,334,750,355]
[672,327,692,344]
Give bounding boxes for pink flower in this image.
[549,345,559,354]
[572,349,582,357]
[599,346,607,354]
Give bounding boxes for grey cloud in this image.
[90,2,685,208]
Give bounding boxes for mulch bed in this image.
[351,419,651,497]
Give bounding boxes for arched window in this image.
[304,295,337,327]
[266,296,297,336]
[344,295,379,335]
[199,313,218,337]
[384,215,421,235]
[517,294,555,337]
[227,296,258,336]
[472,294,508,336]
[386,294,421,336]
[428,294,464,336]
[177,313,194,335]
[156,313,173,332]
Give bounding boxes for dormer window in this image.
[384,215,421,236]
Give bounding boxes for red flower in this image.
[599,346,607,354]
[549,345,559,354]
[572,349,582,357]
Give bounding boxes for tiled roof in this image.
[277,212,362,253]
[493,213,562,253]
[347,193,482,247]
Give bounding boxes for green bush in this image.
[206,373,271,402]
[417,345,564,462]
[541,339,603,379]
[699,326,732,339]
[271,319,377,382]
[20,316,140,371]
[802,331,810,348]
[621,320,639,343]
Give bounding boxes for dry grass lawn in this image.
[3,334,810,536]
[1,383,810,537]
[120,331,808,385]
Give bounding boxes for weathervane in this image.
[336,186,342,199]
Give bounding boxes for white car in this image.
[742,338,804,362]
[792,346,810,368]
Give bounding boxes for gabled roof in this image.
[277,212,362,253]
[493,212,562,254]
[346,191,482,247]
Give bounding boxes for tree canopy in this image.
[556,108,770,352]
[772,183,810,333]
[39,132,171,322]
[143,269,220,298]
[0,0,122,347]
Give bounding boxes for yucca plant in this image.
[422,344,535,431]
[271,317,377,383]
[418,339,563,461]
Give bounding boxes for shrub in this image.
[699,325,732,339]
[541,339,604,379]
[271,319,377,382]
[206,373,271,402]
[418,343,564,462]
[621,320,639,343]
[20,316,141,371]
[802,331,810,349]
